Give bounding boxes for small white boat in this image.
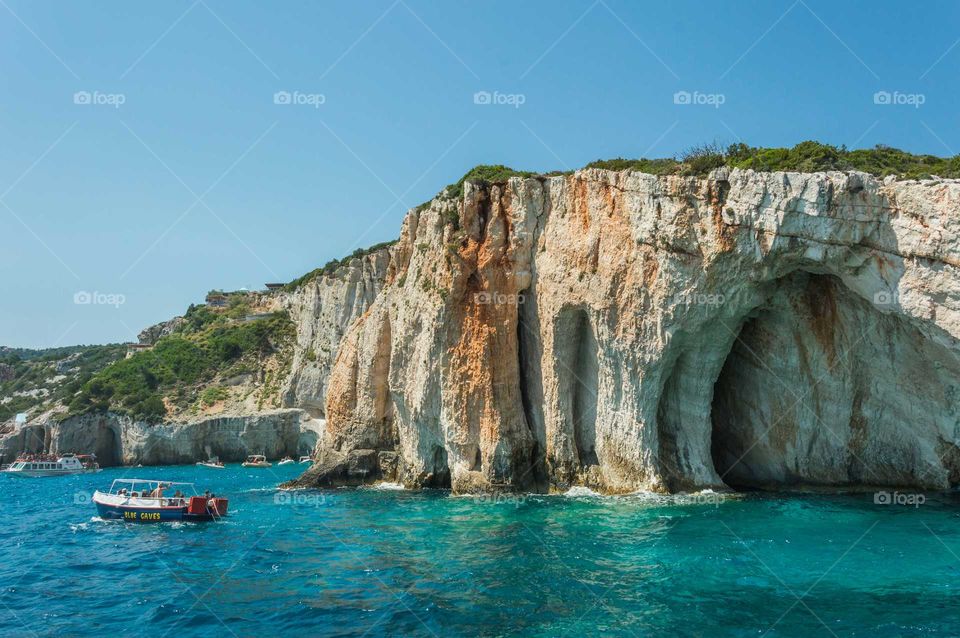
[298,456,313,464]
[2,453,100,477]
[241,454,271,468]
[196,457,224,469]
[277,457,295,466]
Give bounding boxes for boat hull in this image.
[4,468,100,478]
[93,492,226,523]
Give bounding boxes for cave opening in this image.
[709,272,848,490]
[568,308,599,467]
[708,271,960,491]
[426,445,452,489]
[95,424,121,467]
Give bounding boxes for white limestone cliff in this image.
[292,168,960,494]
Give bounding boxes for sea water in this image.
[2,464,959,637]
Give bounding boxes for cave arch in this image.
[706,272,960,491]
[94,423,121,467]
[554,306,600,472]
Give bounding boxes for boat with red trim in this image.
[92,479,228,523]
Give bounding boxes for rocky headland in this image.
[289,166,960,494]
[5,146,960,494]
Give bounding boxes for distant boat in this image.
[2,453,100,477]
[298,456,313,464]
[93,479,227,523]
[242,454,271,468]
[196,457,224,469]
[277,457,295,466]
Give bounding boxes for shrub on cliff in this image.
[67,312,294,422]
[0,344,126,422]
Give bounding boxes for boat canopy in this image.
[107,479,199,494]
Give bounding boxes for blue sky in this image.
[2,0,958,348]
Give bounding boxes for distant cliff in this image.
[0,247,392,465]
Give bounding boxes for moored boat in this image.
[196,456,224,469]
[277,457,294,465]
[242,454,271,468]
[298,456,313,464]
[92,479,227,523]
[2,453,100,477]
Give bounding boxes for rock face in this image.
[26,409,309,466]
[300,168,960,494]
[138,316,186,345]
[277,250,392,417]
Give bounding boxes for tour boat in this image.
[2,453,100,477]
[196,457,224,469]
[241,454,271,468]
[92,479,228,523]
[277,457,294,466]
[298,456,313,464]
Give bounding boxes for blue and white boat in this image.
[92,479,228,523]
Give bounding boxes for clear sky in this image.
[2,0,958,348]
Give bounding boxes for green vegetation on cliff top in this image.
[406,141,959,225]
[0,344,127,423]
[288,141,959,290]
[67,310,294,423]
[593,141,960,179]
[283,240,396,291]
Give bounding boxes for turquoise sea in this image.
[2,464,959,637]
